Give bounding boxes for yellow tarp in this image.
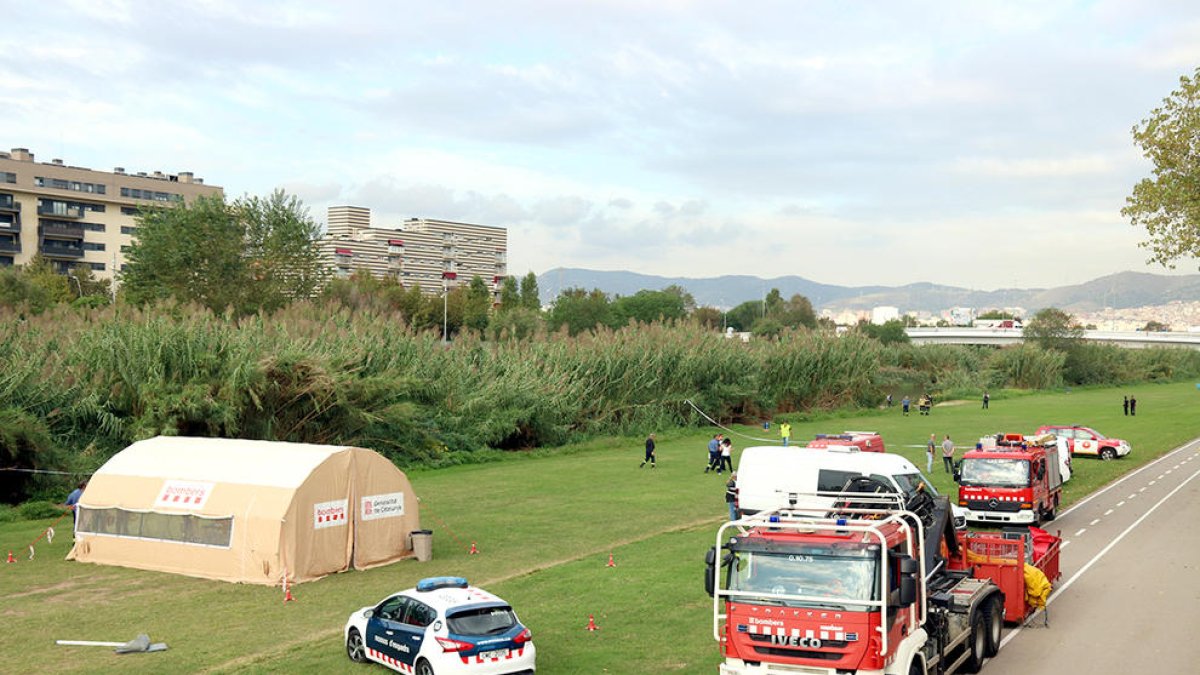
[1024,562,1051,609]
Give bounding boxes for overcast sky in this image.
[5,0,1200,289]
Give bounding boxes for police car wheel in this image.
[415,658,435,675]
[345,629,369,663]
[1100,448,1116,461]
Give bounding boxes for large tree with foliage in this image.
[548,287,616,335]
[1122,67,1200,268]
[1024,307,1084,352]
[498,276,520,311]
[519,272,541,311]
[612,289,688,324]
[122,190,325,314]
[463,275,493,332]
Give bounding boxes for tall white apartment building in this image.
[319,206,507,297]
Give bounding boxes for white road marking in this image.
[1089,519,1100,526]
[1104,509,1114,516]
[1166,470,1173,475]
[1150,480,1157,486]
[1056,438,1200,519]
[1074,528,1087,536]
[1157,474,1165,480]
[1139,487,1146,492]
[1000,465,1200,650]
[1116,501,1125,507]
[1060,540,1071,549]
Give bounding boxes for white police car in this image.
[345,576,536,675]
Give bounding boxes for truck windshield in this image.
[959,458,1029,488]
[894,472,939,497]
[727,548,878,611]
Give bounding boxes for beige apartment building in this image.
[320,206,507,298]
[0,147,222,279]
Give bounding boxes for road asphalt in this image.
[983,438,1200,674]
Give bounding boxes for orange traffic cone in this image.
[469,542,479,555]
[282,573,296,603]
[606,553,616,568]
[585,614,600,631]
[5,550,14,564]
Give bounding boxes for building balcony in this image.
[0,239,20,253]
[37,203,84,219]
[40,222,85,239]
[39,242,84,259]
[0,196,20,212]
[0,216,19,234]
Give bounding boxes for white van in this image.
[736,446,961,524]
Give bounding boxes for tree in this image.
[67,263,111,302]
[775,293,817,329]
[690,306,722,329]
[498,276,520,312]
[725,300,764,331]
[519,272,541,311]
[22,255,73,305]
[977,309,1019,321]
[1122,67,1200,268]
[236,189,327,310]
[123,190,325,314]
[612,289,687,325]
[1143,320,1170,332]
[488,307,543,340]
[1023,307,1084,352]
[547,287,616,335]
[463,275,492,333]
[859,319,910,345]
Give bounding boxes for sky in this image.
[4,0,1200,290]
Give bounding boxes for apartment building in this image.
[0,147,222,279]
[319,206,507,298]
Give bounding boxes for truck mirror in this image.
[898,575,917,606]
[899,556,919,575]
[704,547,716,597]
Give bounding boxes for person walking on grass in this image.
[902,395,911,416]
[705,434,722,473]
[926,434,936,473]
[719,438,734,474]
[640,433,657,468]
[1123,395,1129,416]
[886,393,893,408]
[982,391,990,409]
[1130,395,1137,416]
[941,435,955,473]
[780,422,792,447]
[725,472,740,521]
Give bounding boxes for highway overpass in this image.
[905,327,1200,349]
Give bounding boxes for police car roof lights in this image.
[416,576,469,592]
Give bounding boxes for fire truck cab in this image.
[956,434,1063,525]
[706,487,1005,674]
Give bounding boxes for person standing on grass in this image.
[65,479,87,533]
[886,393,893,408]
[941,435,955,473]
[1130,395,1137,416]
[1123,395,1129,416]
[926,434,936,473]
[640,433,657,468]
[902,395,911,416]
[982,391,990,409]
[719,438,734,474]
[725,472,739,521]
[780,422,792,447]
[705,434,722,473]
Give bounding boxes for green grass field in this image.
[2,381,1198,674]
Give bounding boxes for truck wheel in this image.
[984,596,1003,657]
[1100,447,1116,461]
[1044,499,1057,522]
[961,611,987,673]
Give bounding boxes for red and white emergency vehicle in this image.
[1035,425,1131,461]
[806,431,885,453]
[707,488,1007,674]
[956,434,1063,525]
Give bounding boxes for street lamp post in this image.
[442,279,449,344]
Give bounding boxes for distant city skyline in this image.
[6,2,1200,289]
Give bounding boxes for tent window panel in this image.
[76,507,232,548]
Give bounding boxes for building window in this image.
[120,206,138,216]
[88,262,106,271]
[34,177,106,194]
[120,245,131,253]
[80,222,106,232]
[83,242,106,251]
[0,172,15,184]
[121,226,137,235]
[120,187,182,202]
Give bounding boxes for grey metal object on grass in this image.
[55,633,168,653]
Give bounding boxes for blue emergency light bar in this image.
[417,576,469,592]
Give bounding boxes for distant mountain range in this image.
[536,268,1200,314]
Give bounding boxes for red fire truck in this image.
[956,434,1063,525]
[707,487,1006,674]
[806,431,885,453]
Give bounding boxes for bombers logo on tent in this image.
[361,492,405,521]
[154,480,215,510]
[313,499,349,529]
